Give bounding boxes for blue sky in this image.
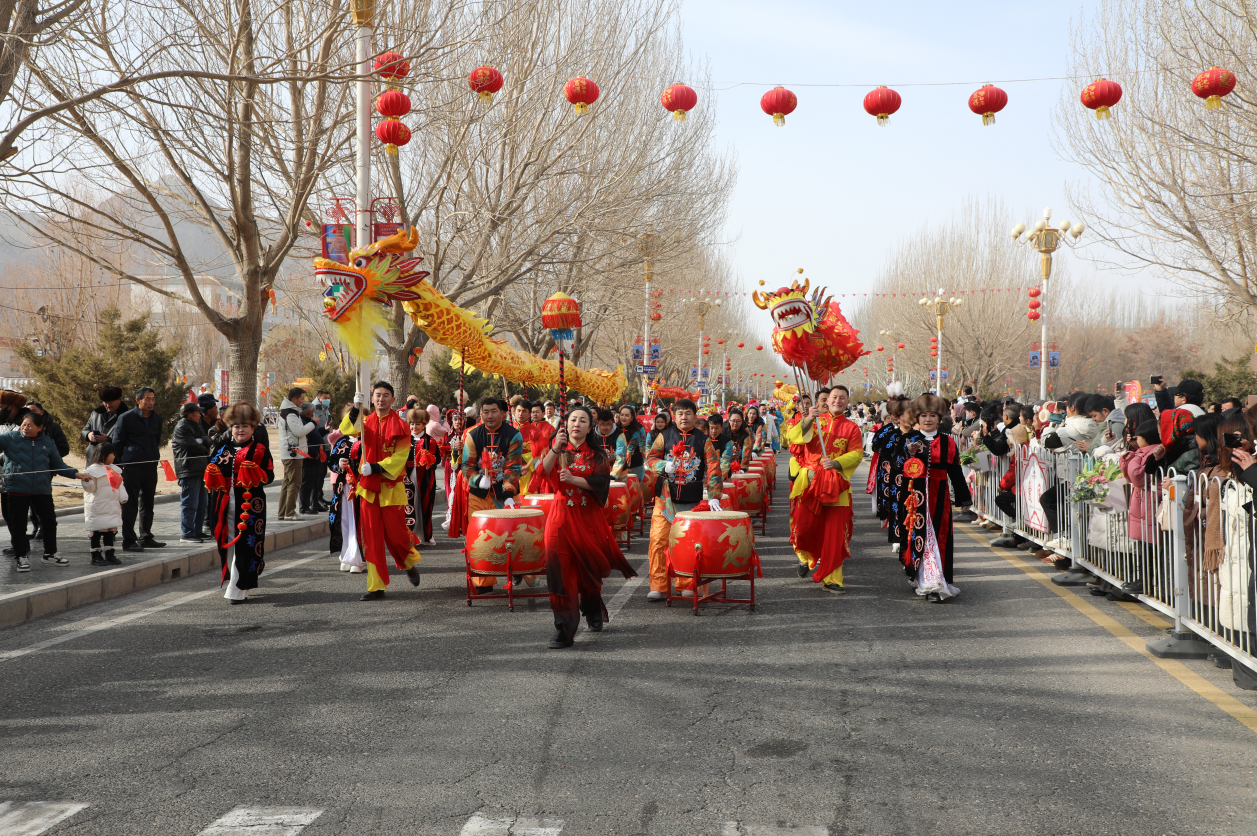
[678,0,1102,305]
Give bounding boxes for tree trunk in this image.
[225,317,263,406]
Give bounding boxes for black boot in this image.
[105,549,121,565]
[360,590,386,601]
[548,628,574,649]
[90,549,108,566]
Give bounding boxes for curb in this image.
[0,517,329,629]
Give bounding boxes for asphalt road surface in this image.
[3,455,1257,836]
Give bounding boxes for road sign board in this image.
[635,364,657,374]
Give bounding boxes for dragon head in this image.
[752,279,814,336]
[312,227,431,360]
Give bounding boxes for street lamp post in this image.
[687,296,721,405]
[640,232,655,396]
[918,290,963,396]
[878,327,897,386]
[349,0,375,395]
[1012,207,1083,401]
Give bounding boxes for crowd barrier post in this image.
[1147,472,1210,659]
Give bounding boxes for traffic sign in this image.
[635,364,657,374]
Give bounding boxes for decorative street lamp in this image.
[878,327,897,385]
[1012,207,1083,400]
[918,290,963,396]
[685,295,722,404]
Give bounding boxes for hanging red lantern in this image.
[968,84,1008,126]
[469,66,504,104]
[863,86,902,126]
[1028,311,1041,321]
[541,291,582,329]
[760,86,797,126]
[755,344,763,351]
[661,83,698,121]
[374,51,410,81]
[564,77,600,115]
[650,312,662,322]
[897,342,905,349]
[1080,78,1123,119]
[716,338,724,345]
[703,348,710,356]
[375,120,411,155]
[930,350,938,358]
[876,345,885,352]
[1192,67,1237,110]
[736,342,744,348]
[376,89,412,118]
[1028,287,1041,298]
[1028,300,1041,310]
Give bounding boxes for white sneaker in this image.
[423,539,437,546]
[890,542,900,552]
[440,520,450,531]
[42,553,69,567]
[339,562,351,572]
[681,589,694,598]
[646,590,665,601]
[349,565,365,574]
[1044,537,1065,550]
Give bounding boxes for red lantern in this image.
[863,86,902,126]
[469,66,504,104]
[564,77,600,115]
[541,291,582,329]
[650,312,662,322]
[876,345,885,352]
[897,342,905,349]
[716,338,724,345]
[1192,67,1237,110]
[1028,311,1041,321]
[736,341,745,349]
[661,83,698,121]
[968,84,1008,126]
[1080,78,1123,119]
[375,120,411,155]
[755,344,763,351]
[374,51,410,81]
[376,90,412,118]
[703,348,710,355]
[1028,287,1041,298]
[760,86,797,126]
[930,350,938,358]
[1028,300,1041,310]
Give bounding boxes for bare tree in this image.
[0,0,461,403]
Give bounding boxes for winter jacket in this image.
[277,398,315,461]
[1041,415,1098,453]
[0,430,77,495]
[172,416,211,480]
[312,400,331,429]
[111,407,163,468]
[82,463,128,531]
[41,418,70,457]
[1120,445,1163,543]
[82,403,125,462]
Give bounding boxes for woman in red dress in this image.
[537,405,637,648]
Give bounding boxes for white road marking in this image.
[721,825,828,836]
[573,560,645,644]
[0,802,88,836]
[0,555,324,663]
[459,812,564,835]
[197,806,322,835]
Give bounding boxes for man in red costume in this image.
[338,381,421,601]
[786,385,864,593]
[784,393,812,555]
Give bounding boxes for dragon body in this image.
[315,229,626,402]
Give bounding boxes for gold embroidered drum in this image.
[667,510,759,579]
[464,508,547,576]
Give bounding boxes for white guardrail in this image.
[958,440,1257,690]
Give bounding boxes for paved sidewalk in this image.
[0,476,320,595]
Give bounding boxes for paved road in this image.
[3,456,1257,836]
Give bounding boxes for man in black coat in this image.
[112,387,167,551]
[82,386,126,463]
[172,401,212,542]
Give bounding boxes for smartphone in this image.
[1225,432,1244,449]
[1056,400,1068,411]
[1150,375,1163,385]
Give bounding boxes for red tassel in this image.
[161,460,177,481]
[294,447,312,459]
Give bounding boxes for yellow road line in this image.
[1115,600,1174,630]
[961,527,1257,736]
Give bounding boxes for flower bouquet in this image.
[959,447,979,468]
[1071,460,1122,503]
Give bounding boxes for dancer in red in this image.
[338,381,422,600]
[537,405,637,648]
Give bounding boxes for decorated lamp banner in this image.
[551,328,574,351]
[321,224,353,265]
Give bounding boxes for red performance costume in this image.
[340,408,422,593]
[786,412,864,587]
[543,442,637,641]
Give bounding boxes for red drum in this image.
[464,508,549,610]
[747,461,773,496]
[521,493,555,526]
[606,480,633,547]
[720,481,738,510]
[732,473,765,513]
[665,510,761,612]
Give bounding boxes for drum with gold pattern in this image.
[719,481,738,510]
[605,481,633,532]
[520,494,555,527]
[732,472,765,513]
[666,510,759,579]
[464,508,546,576]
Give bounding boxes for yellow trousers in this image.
[648,498,692,593]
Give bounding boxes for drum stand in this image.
[464,555,550,612]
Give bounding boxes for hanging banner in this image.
[215,368,230,404]
[649,338,661,364]
[1019,449,1050,534]
[372,197,403,242]
[1028,350,1041,370]
[321,224,353,265]
[632,337,644,363]
[1047,351,1061,369]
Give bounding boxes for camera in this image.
[1150,375,1163,385]
[1224,432,1244,449]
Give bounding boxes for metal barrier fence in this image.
[962,438,1257,686]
